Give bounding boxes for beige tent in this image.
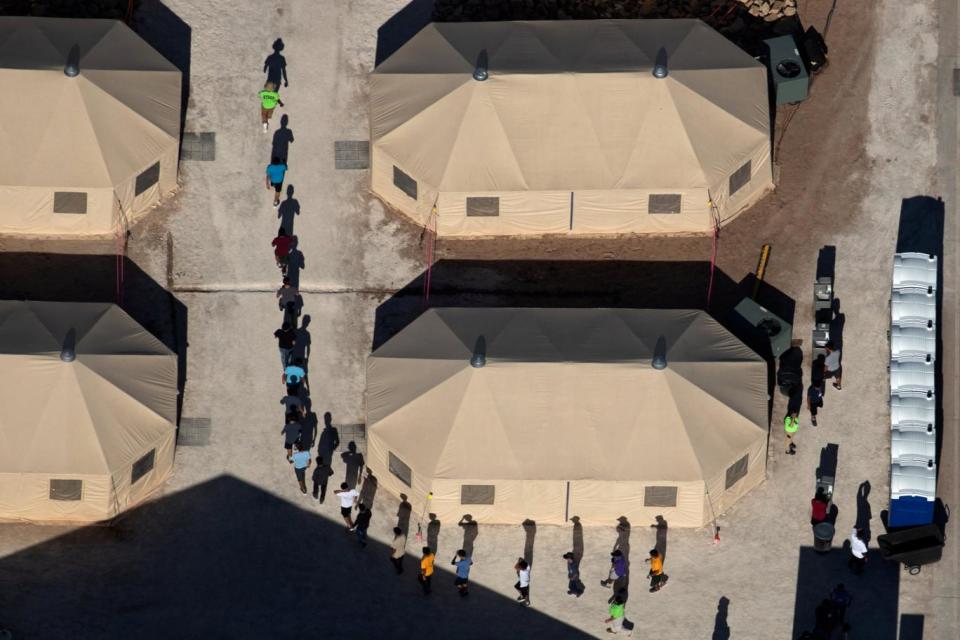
[367,308,769,527]
[0,301,178,523]
[0,17,181,236]
[371,19,773,236]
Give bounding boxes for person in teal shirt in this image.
[265,158,288,207]
[290,442,310,494]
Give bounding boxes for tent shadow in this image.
[134,1,192,141]
[375,0,435,67]
[0,475,592,638]
[0,252,188,424]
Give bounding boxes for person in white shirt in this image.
[848,527,867,574]
[334,482,359,529]
[514,558,531,606]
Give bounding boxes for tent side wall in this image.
[709,140,774,226]
[0,473,112,523]
[569,480,707,527]
[0,186,117,236]
[367,425,435,514]
[701,438,768,526]
[115,141,180,226]
[108,429,176,517]
[370,147,436,228]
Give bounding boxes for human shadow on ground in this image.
[135,1,191,138]
[341,441,364,490]
[427,513,441,555]
[571,515,584,564]
[360,469,379,509]
[264,38,288,88]
[286,247,305,288]
[271,114,294,163]
[397,494,412,537]
[459,515,479,558]
[522,519,536,567]
[651,514,668,561]
[0,476,592,639]
[277,186,301,234]
[0,252,188,424]
[856,481,873,544]
[791,546,899,640]
[292,314,311,361]
[712,596,731,640]
[317,411,341,461]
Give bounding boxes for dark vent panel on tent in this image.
[49,479,82,501]
[53,191,88,214]
[135,162,161,196]
[643,485,678,507]
[648,194,681,214]
[725,454,749,489]
[466,197,500,217]
[393,166,418,200]
[388,452,412,487]
[461,484,495,505]
[131,449,156,485]
[729,160,751,196]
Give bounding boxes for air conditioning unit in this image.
[765,35,809,106]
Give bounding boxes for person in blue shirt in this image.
[451,549,473,597]
[290,441,311,494]
[283,357,307,395]
[265,157,288,207]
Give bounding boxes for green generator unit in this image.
[733,297,793,358]
[765,35,809,106]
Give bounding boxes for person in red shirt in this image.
[271,227,294,273]
[811,487,829,525]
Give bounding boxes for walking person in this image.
[784,406,799,455]
[514,558,531,606]
[807,379,824,427]
[646,548,669,592]
[354,503,372,548]
[451,549,473,597]
[281,413,302,460]
[259,81,284,132]
[283,357,307,394]
[272,228,294,274]
[290,441,310,494]
[265,157,288,207]
[824,342,843,390]
[390,527,406,574]
[848,527,867,574]
[274,321,296,369]
[600,549,627,588]
[810,487,829,526]
[311,455,334,502]
[830,583,853,627]
[419,546,435,595]
[563,552,584,597]
[605,595,626,635]
[334,482,359,529]
[276,277,299,313]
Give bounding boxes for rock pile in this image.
[739,0,797,21]
[433,0,798,22]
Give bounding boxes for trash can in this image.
[813,522,835,552]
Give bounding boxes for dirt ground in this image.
[0,0,957,638]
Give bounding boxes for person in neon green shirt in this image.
[258,81,284,132]
[784,412,799,455]
[605,595,626,634]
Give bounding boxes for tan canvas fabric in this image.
[370,20,772,236]
[0,301,178,523]
[367,308,768,526]
[0,17,181,236]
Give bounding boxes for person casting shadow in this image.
[856,481,872,543]
[712,596,731,640]
[340,441,364,489]
[397,493,412,537]
[458,515,479,558]
[277,186,300,234]
[522,519,536,567]
[264,38,288,88]
[359,468,378,508]
[271,114,294,163]
[650,514,668,561]
[427,513,441,554]
[317,411,340,461]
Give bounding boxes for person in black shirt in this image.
[354,503,372,548]
[274,322,296,369]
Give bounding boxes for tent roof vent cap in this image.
[471,336,486,368]
[473,50,489,81]
[60,328,77,362]
[652,47,668,78]
[652,336,667,369]
[64,44,80,77]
